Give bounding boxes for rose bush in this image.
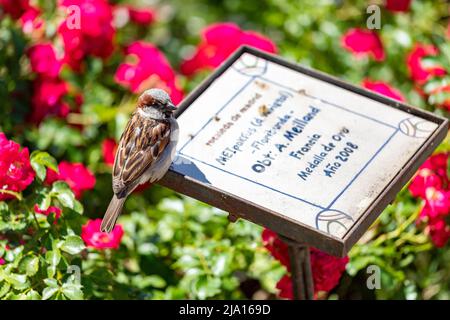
[0,0,449,300]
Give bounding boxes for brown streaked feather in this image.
[112,111,171,197]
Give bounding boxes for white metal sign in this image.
[171,51,439,239]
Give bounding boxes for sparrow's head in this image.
[138,89,176,115]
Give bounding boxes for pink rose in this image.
[419,188,450,221]
[409,153,449,198]
[81,219,123,249]
[0,0,31,19]
[102,138,117,166]
[385,0,412,12]
[30,78,69,124]
[114,41,183,104]
[341,28,385,61]
[28,43,62,79]
[19,5,44,35]
[409,171,442,198]
[58,0,115,70]
[128,6,156,25]
[45,161,96,199]
[407,44,446,84]
[0,133,35,200]
[362,79,406,102]
[181,22,277,76]
[428,219,450,248]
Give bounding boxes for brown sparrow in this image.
[101,89,179,233]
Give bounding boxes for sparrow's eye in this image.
[165,101,176,111]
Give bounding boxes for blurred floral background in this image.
[0,0,449,300]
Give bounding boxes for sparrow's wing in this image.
[112,112,171,197]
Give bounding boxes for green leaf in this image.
[37,192,52,211]
[211,253,230,276]
[73,199,84,215]
[51,181,75,209]
[131,275,166,289]
[19,255,39,276]
[4,272,29,290]
[33,119,84,151]
[60,235,85,255]
[421,57,443,71]
[45,250,61,278]
[61,283,83,300]
[0,282,10,298]
[30,151,58,181]
[25,289,41,300]
[44,278,58,288]
[346,256,374,276]
[194,276,221,300]
[42,286,59,300]
[31,162,46,182]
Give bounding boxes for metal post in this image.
[225,213,314,300]
[280,235,314,300]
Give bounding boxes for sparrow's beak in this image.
[166,102,176,111]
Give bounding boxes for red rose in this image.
[28,43,62,79]
[0,0,31,19]
[30,78,69,124]
[406,44,446,84]
[19,5,44,36]
[275,275,294,299]
[114,41,183,104]
[127,6,155,25]
[362,79,406,102]
[34,204,62,222]
[419,188,450,221]
[102,138,117,166]
[409,171,442,198]
[81,219,123,249]
[58,0,115,70]
[409,153,449,198]
[45,161,96,199]
[262,229,349,299]
[341,28,385,61]
[0,133,35,200]
[181,22,277,76]
[385,0,412,12]
[310,247,349,292]
[421,153,449,182]
[427,219,450,248]
[274,250,348,299]
[261,229,290,268]
[410,152,450,248]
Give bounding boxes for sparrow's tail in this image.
[101,195,126,233]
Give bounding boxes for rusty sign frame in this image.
[158,46,448,257]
